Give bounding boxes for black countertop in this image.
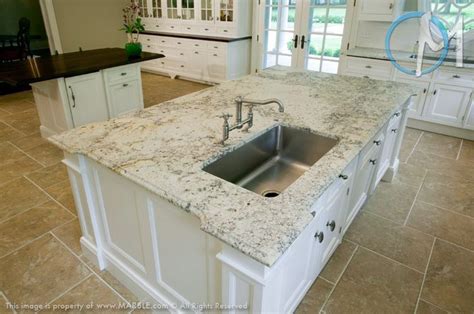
[0,48,165,86]
[142,31,252,42]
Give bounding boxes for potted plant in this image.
[121,0,145,58]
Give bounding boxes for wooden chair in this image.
[0,18,32,63]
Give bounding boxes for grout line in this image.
[319,245,359,313]
[435,236,474,253]
[0,198,50,225]
[414,237,436,314]
[23,176,77,218]
[0,291,17,314]
[405,131,424,163]
[0,120,29,138]
[418,298,450,313]
[50,232,132,307]
[417,199,474,221]
[0,232,50,260]
[8,141,47,168]
[317,276,336,286]
[456,139,463,160]
[46,273,93,306]
[403,169,428,226]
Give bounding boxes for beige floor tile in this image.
[416,300,448,314]
[403,128,423,142]
[0,122,23,143]
[459,139,474,162]
[52,219,82,256]
[407,150,474,180]
[323,248,423,314]
[0,90,34,103]
[0,109,40,135]
[0,100,35,114]
[9,132,47,151]
[51,275,125,313]
[319,240,357,283]
[80,257,140,303]
[421,239,474,313]
[362,181,419,224]
[415,132,462,159]
[24,142,63,167]
[295,278,333,314]
[407,201,474,251]
[0,201,74,257]
[1,292,14,313]
[346,212,434,272]
[0,108,12,119]
[417,172,474,218]
[0,234,90,305]
[399,128,423,163]
[0,142,25,165]
[26,162,68,190]
[45,180,77,215]
[0,177,49,221]
[393,162,426,188]
[0,155,42,185]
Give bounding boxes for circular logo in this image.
[385,11,449,76]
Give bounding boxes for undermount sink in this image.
[203,125,338,198]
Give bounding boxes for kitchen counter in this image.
[0,48,164,86]
[49,67,417,267]
[346,46,474,69]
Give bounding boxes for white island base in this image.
[62,100,410,313]
[31,63,144,138]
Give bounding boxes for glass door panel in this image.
[217,0,234,23]
[152,0,163,18]
[262,0,301,68]
[301,0,347,73]
[167,0,179,19]
[201,0,214,21]
[181,0,195,20]
[139,0,150,18]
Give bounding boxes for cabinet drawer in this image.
[165,24,180,32]
[216,27,235,36]
[435,67,474,87]
[344,57,393,80]
[182,25,197,33]
[104,65,139,85]
[142,43,159,53]
[108,79,142,117]
[207,51,227,62]
[199,26,216,34]
[155,36,175,47]
[207,42,227,52]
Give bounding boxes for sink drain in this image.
[262,190,281,198]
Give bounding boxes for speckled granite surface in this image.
[49,67,417,267]
[346,47,474,69]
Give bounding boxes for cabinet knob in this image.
[374,140,382,146]
[433,90,437,95]
[120,72,127,76]
[370,159,377,165]
[363,75,370,79]
[314,231,324,243]
[453,74,461,79]
[389,3,394,9]
[423,88,427,94]
[327,220,336,232]
[123,83,129,87]
[391,128,398,133]
[365,65,372,69]
[394,111,401,117]
[339,174,348,180]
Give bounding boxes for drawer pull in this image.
[122,83,129,87]
[389,3,393,9]
[453,75,461,78]
[314,231,324,243]
[365,65,372,69]
[327,220,336,232]
[370,159,377,165]
[177,41,182,44]
[391,128,398,133]
[433,90,437,95]
[180,53,184,55]
[147,38,151,41]
[170,26,175,28]
[194,51,199,54]
[120,72,127,76]
[374,140,382,146]
[204,28,209,31]
[394,111,401,117]
[194,44,199,47]
[339,174,348,180]
[363,75,370,78]
[180,65,185,68]
[187,27,191,30]
[213,53,218,56]
[423,88,427,94]
[223,29,228,32]
[214,46,218,49]
[156,25,160,27]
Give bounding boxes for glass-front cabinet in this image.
[181,0,195,20]
[216,0,234,23]
[200,0,215,22]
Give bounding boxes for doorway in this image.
[260,0,353,74]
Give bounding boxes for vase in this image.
[125,42,142,58]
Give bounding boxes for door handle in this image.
[293,35,299,49]
[301,35,307,49]
[68,86,76,108]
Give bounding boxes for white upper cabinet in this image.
[423,83,472,127]
[358,0,405,22]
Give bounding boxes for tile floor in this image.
[0,73,472,313]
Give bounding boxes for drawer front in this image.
[105,65,139,85]
[435,67,474,87]
[344,57,393,80]
[393,62,433,81]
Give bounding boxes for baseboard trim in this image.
[407,119,474,140]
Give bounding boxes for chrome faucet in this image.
[219,96,285,144]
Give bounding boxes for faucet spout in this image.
[239,97,285,113]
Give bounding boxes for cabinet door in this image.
[108,80,143,117]
[65,73,109,127]
[359,0,395,21]
[423,83,472,127]
[374,113,401,188]
[464,99,474,130]
[151,0,164,18]
[200,0,215,22]
[394,79,429,119]
[215,0,234,24]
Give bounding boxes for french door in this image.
[261,0,351,74]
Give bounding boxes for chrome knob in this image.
[370,159,377,165]
[314,231,324,243]
[374,140,382,146]
[391,128,398,133]
[394,112,401,117]
[339,174,348,180]
[327,220,336,232]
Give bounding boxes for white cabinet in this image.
[423,83,472,127]
[393,72,430,118]
[358,0,404,22]
[464,97,474,130]
[65,73,109,127]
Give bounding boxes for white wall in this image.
[52,0,129,53]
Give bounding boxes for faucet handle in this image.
[219,113,233,121]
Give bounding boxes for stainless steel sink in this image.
[203,125,338,198]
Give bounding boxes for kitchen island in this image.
[49,67,417,313]
[0,48,164,138]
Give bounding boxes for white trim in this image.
[39,0,63,54]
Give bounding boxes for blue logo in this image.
[385,11,450,76]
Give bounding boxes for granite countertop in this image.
[346,47,474,69]
[49,67,417,267]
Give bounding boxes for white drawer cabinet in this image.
[340,56,393,80]
[139,35,250,83]
[358,0,405,22]
[423,83,472,127]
